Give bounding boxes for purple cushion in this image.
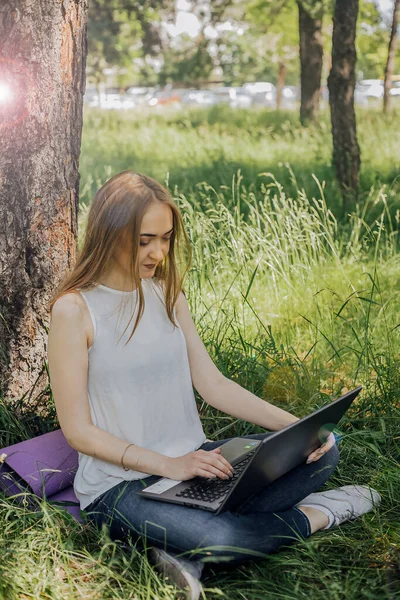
[0,428,78,502]
[49,486,84,523]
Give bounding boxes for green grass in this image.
[79,104,400,221]
[0,106,399,599]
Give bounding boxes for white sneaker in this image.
[148,547,204,600]
[297,485,382,529]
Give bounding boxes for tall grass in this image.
[79,105,400,221]
[0,107,399,599]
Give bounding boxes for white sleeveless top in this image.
[73,278,207,510]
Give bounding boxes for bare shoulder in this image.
[175,290,188,319]
[51,291,94,349]
[51,292,84,321]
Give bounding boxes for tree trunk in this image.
[383,0,400,113]
[0,1,88,410]
[298,1,323,126]
[328,0,360,211]
[276,61,287,110]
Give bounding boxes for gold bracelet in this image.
[121,443,135,471]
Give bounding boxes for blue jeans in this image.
[83,433,340,565]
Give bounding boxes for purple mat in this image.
[49,486,83,523]
[0,428,84,522]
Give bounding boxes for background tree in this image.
[298,1,324,125]
[383,0,400,113]
[84,0,397,92]
[245,0,325,122]
[87,0,176,87]
[159,1,246,86]
[212,0,389,120]
[328,0,361,210]
[245,0,298,107]
[0,1,88,408]
[159,33,215,85]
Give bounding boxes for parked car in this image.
[181,90,217,106]
[244,82,277,108]
[281,86,298,100]
[354,83,369,106]
[357,79,384,100]
[229,87,253,108]
[389,81,400,98]
[243,81,276,94]
[209,87,233,105]
[93,88,134,110]
[279,85,298,108]
[148,88,187,107]
[83,87,100,107]
[321,83,370,106]
[125,86,155,106]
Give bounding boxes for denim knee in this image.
[309,442,340,483]
[192,523,248,561]
[325,441,340,469]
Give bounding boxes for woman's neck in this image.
[99,272,139,293]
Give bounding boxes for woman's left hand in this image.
[306,432,336,463]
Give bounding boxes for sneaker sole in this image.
[148,547,203,600]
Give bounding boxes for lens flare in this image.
[0,83,12,103]
[0,58,33,131]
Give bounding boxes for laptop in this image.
[138,386,362,515]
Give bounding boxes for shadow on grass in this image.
[80,104,400,225]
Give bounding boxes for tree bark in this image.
[328,0,360,211]
[276,61,287,110]
[298,1,323,126]
[0,1,88,409]
[383,0,400,113]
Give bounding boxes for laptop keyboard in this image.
[175,448,257,504]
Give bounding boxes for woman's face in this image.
[115,202,174,279]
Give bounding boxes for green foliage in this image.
[85,0,398,88]
[212,0,300,84]
[159,35,215,85]
[244,0,395,85]
[357,0,391,79]
[246,0,299,81]
[87,0,175,85]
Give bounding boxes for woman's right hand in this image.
[165,447,234,481]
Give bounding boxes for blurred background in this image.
[78,0,400,222]
[83,0,396,113]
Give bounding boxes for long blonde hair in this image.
[48,171,192,344]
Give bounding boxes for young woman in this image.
[47,171,381,600]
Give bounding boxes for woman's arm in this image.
[175,292,334,460]
[174,291,298,430]
[205,377,299,431]
[205,378,336,462]
[202,378,336,462]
